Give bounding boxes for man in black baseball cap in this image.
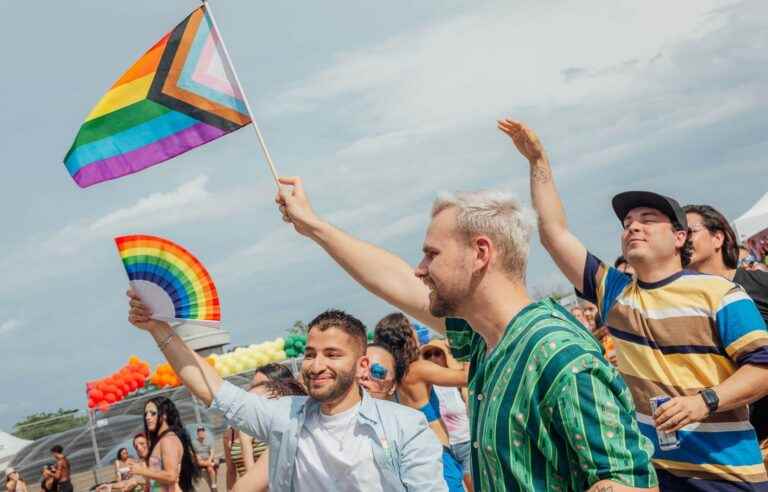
[612,191,688,230]
[501,118,768,491]
[610,190,691,272]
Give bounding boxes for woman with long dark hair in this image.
[129,397,199,492]
[374,312,468,492]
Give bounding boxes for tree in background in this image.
[12,408,88,441]
[287,320,307,336]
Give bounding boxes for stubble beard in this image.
[428,285,461,318]
[303,367,357,403]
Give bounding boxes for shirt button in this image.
[473,442,479,449]
[477,393,484,400]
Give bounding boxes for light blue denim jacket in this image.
[210,381,447,492]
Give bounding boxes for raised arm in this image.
[276,176,444,332]
[498,120,588,292]
[128,290,223,405]
[407,360,468,388]
[127,290,281,441]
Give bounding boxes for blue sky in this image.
[1,0,766,429]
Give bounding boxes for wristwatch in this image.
[698,388,719,416]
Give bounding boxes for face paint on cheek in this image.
[370,363,388,381]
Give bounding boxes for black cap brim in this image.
[612,191,687,228]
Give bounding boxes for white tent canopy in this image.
[0,430,32,473]
[735,191,768,242]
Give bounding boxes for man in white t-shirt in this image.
[127,295,446,492]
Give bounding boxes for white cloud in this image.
[0,319,23,336]
[37,175,272,257]
[232,0,768,290]
[0,175,275,296]
[265,0,739,134]
[89,175,212,231]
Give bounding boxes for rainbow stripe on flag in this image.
[64,6,251,188]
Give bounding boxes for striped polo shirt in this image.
[580,252,768,488]
[446,298,657,491]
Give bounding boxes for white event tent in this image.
[0,430,32,473]
[735,191,768,243]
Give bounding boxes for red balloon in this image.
[88,399,96,409]
[128,380,138,391]
[98,401,110,413]
[90,389,104,400]
[105,393,117,403]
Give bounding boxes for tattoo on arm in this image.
[531,162,551,184]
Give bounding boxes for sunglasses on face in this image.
[422,350,444,359]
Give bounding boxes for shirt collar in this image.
[299,387,379,424]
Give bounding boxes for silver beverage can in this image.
[650,395,680,451]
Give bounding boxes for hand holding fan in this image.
[115,235,221,327]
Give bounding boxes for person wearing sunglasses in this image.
[374,313,468,492]
[684,204,768,468]
[420,341,473,492]
[359,343,399,400]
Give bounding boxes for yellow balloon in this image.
[274,338,285,350]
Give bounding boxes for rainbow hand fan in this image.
[115,235,220,327]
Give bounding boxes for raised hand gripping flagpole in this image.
[200,0,281,188]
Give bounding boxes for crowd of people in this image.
[6,118,768,491]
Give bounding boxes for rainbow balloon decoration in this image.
[64,6,251,188]
[115,234,221,327]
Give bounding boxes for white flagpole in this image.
[200,0,281,187]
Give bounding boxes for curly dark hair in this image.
[366,342,400,382]
[143,397,199,491]
[682,204,739,269]
[373,312,420,383]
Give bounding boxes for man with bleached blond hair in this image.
[275,174,658,491]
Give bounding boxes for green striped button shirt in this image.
[446,299,657,491]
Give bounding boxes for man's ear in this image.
[387,383,398,397]
[356,355,371,379]
[474,235,493,270]
[674,229,689,248]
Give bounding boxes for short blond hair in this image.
[431,190,535,278]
